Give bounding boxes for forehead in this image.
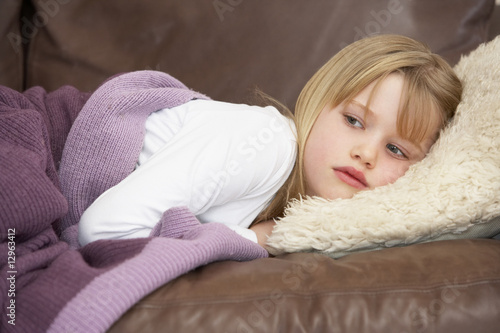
[351,73,405,119]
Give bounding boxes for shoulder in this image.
[181,99,297,202]
[184,99,296,144]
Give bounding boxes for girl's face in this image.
[303,73,439,200]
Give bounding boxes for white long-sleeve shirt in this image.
[78,99,297,246]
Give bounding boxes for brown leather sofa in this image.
[2,1,499,332]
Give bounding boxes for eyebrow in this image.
[350,99,374,117]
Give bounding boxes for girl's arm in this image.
[250,219,277,248]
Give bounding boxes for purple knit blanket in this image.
[0,71,268,333]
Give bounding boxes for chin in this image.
[307,184,361,200]
[322,189,359,200]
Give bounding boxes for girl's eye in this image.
[386,144,407,158]
[345,115,363,128]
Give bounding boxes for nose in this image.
[351,142,377,168]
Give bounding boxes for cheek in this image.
[304,128,329,168]
[302,139,319,187]
[375,161,411,186]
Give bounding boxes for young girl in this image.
[77,34,462,248]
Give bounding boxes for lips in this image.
[333,167,368,190]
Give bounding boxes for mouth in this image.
[333,167,368,190]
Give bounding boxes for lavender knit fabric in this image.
[0,71,268,333]
[59,70,210,247]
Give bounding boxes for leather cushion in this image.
[109,239,500,333]
[26,0,494,108]
[0,1,25,91]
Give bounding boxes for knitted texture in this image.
[0,84,90,332]
[58,70,209,247]
[0,85,87,238]
[0,73,268,333]
[149,206,202,238]
[49,206,268,333]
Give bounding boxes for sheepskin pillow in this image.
[266,36,500,258]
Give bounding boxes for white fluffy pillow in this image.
[266,36,500,258]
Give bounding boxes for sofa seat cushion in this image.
[109,239,500,333]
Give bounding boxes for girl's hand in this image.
[250,219,276,248]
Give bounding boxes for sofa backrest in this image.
[0,0,496,108]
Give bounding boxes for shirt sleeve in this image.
[78,100,296,246]
[225,224,259,243]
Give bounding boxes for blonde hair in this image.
[252,34,462,225]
